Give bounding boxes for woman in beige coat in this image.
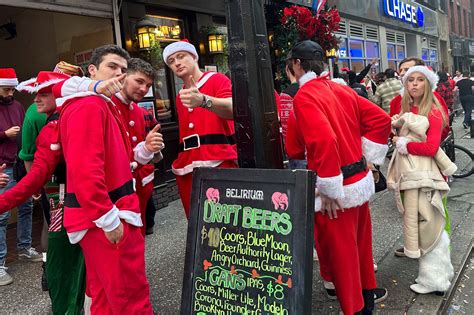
[388,66,454,295]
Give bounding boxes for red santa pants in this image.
[79,222,153,314]
[314,202,376,315]
[176,160,238,219]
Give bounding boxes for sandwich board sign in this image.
[181,168,314,314]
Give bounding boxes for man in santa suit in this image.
[53,57,164,237]
[162,40,237,219]
[288,40,391,314]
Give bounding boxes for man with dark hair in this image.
[0,68,41,287]
[51,46,155,313]
[287,40,391,314]
[397,57,425,80]
[88,44,131,73]
[371,68,403,113]
[455,71,474,129]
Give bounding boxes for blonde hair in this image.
[401,72,446,127]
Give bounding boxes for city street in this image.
[0,119,473,314]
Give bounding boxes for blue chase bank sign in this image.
[383,0,424,27]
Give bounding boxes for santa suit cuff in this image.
[316,174,344,200]
[362,137,388,165]
[93,206,120,232]
[59,76,93,96]
[396,137,411,155]
[134,141,155,165]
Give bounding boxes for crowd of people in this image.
[0,36,472,314]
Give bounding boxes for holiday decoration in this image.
[273,4,340,89]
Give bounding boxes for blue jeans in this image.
[0,167,33,264]
[288,159,307,170]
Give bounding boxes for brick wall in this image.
[151,179,180,210]
[447,0,472,37]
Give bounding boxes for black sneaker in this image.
[325,288,337,300]
[374,288,388,304]
[41,262,48,291]
[394,247,406,257]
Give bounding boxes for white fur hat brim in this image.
[402,65,439,90]
[162,41,198,65]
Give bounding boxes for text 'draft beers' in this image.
[181,168,315,315]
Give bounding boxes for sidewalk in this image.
[0,118,472,314]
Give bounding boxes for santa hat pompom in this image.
[50,143,61,151]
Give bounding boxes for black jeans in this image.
[460,95,474,126]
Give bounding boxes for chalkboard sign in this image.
[181,168,315,314]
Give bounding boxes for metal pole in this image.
[225,0,283,169]
[328,59,334,79]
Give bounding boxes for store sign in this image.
[383,0,424,27]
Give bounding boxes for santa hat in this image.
[162,39,198,65]
[16,71,70,94]
[0,68,18,86]
[402,65,439,90]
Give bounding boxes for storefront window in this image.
[421,48,429,61]
[387,44,395,60]
[349,39,364,58]
[366,42,379,59]
[351,59,365,73]
[154,68,173,123]
[396,46,405,60]
[385,30,406,70]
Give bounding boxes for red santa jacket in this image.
[112,94,156,186]
[0,120,61,212]
[389,92,449,139]
[172,72,237,176]
[59,95,141,237]
[293,73,391,211]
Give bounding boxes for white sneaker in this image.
[18,247,43,262]
[0,264,13,286]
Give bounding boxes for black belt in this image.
[65,180,134,208]
[179,134,236,152]
[341,156,367,179]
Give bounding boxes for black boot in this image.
[41,262,48,291]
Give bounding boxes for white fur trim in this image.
[0,78,18,86]
[331,78,347,86]
[402,66,439,90]
[316,173,344,200]
[172,160,225,176]
[15,78,36,93]
[67,210,142,244]
[134,141,155,165]
[362,137,389,165]
[195,72,216,89]
[50,143,61,151]
[163,41,199,65]
[93,205,121,232]
[17,78,64,94]
[141,172,155,186]
[315,171,374,212]
[416,231,454,292]
[55,91,110,107]
[298,71,317,87]
[441,163,457,177]
[396,136,411,155]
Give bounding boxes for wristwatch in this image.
[201,94,213,108]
